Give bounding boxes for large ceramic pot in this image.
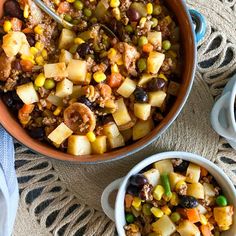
[0,0,206,163]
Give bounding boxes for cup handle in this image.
[211,92,235,140]
[101,177,124,221]
[189,9,207,43]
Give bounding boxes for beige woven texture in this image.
[13,0,236,235]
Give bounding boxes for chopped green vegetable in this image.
[162,40,171,50]
[84,8,92,17]
[125,213,135,223]
[138,36,148,47]
[153,5,162,15]
[64,14,72,22]
[125,25,133,33]
[161,173,172,197]
[44,79,55,90]
[151,18,158,28]
[170,212,181,222]
[74,0,84,10]
[216,195,228,207]
[142,203,152,216]
[137,58,147,72]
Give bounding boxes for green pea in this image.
[137,58,147,72]
[72,19,80,25]
[44,79,55,90]
[125,25,133,33]
[151,18,158,28]
[90,17,97,24]
[83,8,92,17]
[142,203,152,216]
[102,38,110,48]
[153,5,162,15]
[161,173,172,197]
[125,213,134,223]
[170,212,181,222]
[216,195,228,207]
[64,14,72,22]
[162,40,171,50]
[138,36,148,47]
[74,0,84,10]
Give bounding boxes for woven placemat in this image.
[13,0,236,235]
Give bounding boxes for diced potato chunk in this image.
[16,82,39,105]
[67,135,91,155]
[48,123,73,145]
[203,183,216,197]
[58,28,76,49]
[138,73,156,86]
[103,122,120,138]
[55,78,73,98]
[214,206,234,230]
[187,183,204,199]
[91,136,107,154]
[108,134,125,149]
[117,77,136,98]
[67,59,88,84]
[152,215,176,236]
[112,98,131,126]
[147,31,162,47]
[177,220,200,236]
[133,119,154,140]
[120,129,132,142]
[186,163,201,183]
[134,103,151,121]
[154,160,173,174]
[196,204,207,215]
[149,91,167,107]
[147,51,165,74]
[169,172,186,190]
[46,93,64,106]
[44,62,68,78]
[59,49,73,65]
[143,168,160,187]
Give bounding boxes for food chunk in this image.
[177,220,200,236]
[147,31,162,47]
[186,163,201,183]
[134,103,151,121]
[55,78,73,98]
[0,52,14,81]
[117,77,136,98]
[58,28,76,49]
[91,136,107,154]
[44,63,68,78]
[16,82,39,104]
[214,206,234,230]
[67,59,87,84]
[148,91,167,107]
[187,183,205,199]
[67,135,91,155]
[147,51,165,74]
[154,160,173,174]
[133,119,154,140]
[59,49,73,65]
[143,168,160,187]
[152,215,176,236]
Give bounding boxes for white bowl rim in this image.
[115,151,236,236]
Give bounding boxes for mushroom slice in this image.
[64,102,96,134]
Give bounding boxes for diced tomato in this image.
[57,1,70,14]
[107,72,123,88]
[11,18,22,31]
[186,208,200,223]
[20,59,34,72]
[142,43,154,53]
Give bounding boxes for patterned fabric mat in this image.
[12,0,236,235]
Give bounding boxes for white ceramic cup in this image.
[211,75,236,149]
[101,151,236,236]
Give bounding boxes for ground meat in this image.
[161,58,173,73]
[3,77,17,91]
[139,184,153,201]
[42,117,57,126]
[38,87,49,98]
[172,159,183,167]
[120,0,132,11]
[39,99,47,108]
[27,0,43,27]
[176,184,187,196]
[124,224,141,236]
[0,52,13,81]
[92,62,108,73]
[86,57,96,71]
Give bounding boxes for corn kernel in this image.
[93,71,106,83]
[112,7,121,21]
[116,57,123,65]
[161,205,171,216]
[54,0,60,5]
[170,192,179,206]
[66,0,75,2]
[3,20,12,33]
[35,73,46,87]
[159,73,168,81]
[107,48,117,59]
[111,64,119,73]
[200,214,208,225]
[132,197,142,209]
[110,0,120,8]
[34,25,44,35]
[146,3,153,15]
[86,72,92,81]
[164,15,172,25]
[74,37,85,45]
[24,4,30,18]
[21,55,35,64]
[153,185,165,201]
[35,42,44,51]
[175,180,187,191]
[139,17,147,27]
[42,49,48,60]
[151,207,163,218]
[86,131,96,142]
[30,47,39,56]
[53,106,63,116]
[35,56,45,65]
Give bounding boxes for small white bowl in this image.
[101,151,236,236]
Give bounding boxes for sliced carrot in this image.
[11,18,22,31]
[18,104,35,125]
[107,72,123,88]
[22,27,33,34]
[125,194,134,209]
[200,166,208,177]
[57,1,70,14]
[20,104,35,114]
[20,59,34,72]
[142,43,154,53]
[186,208,200,223]
[200,224,213,236]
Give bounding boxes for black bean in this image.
[180,196,199,208]
[26,34,36,47]
[4,0,23,19]
[147,78,166,91]
[174,160,190,172]
[127,8,140,22]
[18,77,31,85]
[126,184,140,196]
[78,96,93,108]
[129,174,148,188]
[77,43,91,59]
[12,91,21,101]
[2,92,13,107]
[134,87,148,103]
[28,127,45,140]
